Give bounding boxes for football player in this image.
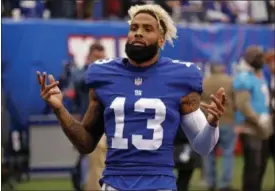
[37,4,225,191]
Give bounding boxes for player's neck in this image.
[128,54,159,67]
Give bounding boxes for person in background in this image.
[53,58,79,114]
[204,0,237,23]
[227,1,250,23]
[266,0,275,23]
[84,135,107,191]
[45,0,77,19]
[70,42,106,191]
[1,89,10,150]
[202,63,237,191]
[233,45,273,191]
[154,0,173,15]
[1,0,17,17]
[174,125,199,191]
[75,42,106,116]
[249,1,269,24]
[180,0,204,23]
[1,89,13,190]
[76,0,94,19]
[261,49,275,191]
[117,0,147,19]
[75,42,108,191]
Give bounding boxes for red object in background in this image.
[234,136,242,155]
[64,89,76,99]
[107,0,120,16]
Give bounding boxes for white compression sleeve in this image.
[181,108,219,155]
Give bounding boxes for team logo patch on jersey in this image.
[134,77,143,86]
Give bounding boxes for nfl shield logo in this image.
[134,77,143,86]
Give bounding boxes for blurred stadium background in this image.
[1,0,275,190]
[13,158,275,190]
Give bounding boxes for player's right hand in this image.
[37,71,63,109]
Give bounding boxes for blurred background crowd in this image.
[1,0,275,191]
[1,0,275,24]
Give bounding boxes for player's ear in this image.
[158,37,165,48]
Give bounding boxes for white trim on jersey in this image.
[101,184,172,191]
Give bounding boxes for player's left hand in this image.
[201,87,226,127]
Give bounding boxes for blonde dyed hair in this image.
[128,4,178,47]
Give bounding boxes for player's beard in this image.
[125,41,158,64]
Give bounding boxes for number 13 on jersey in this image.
[110,97,166,151]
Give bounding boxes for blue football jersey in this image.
[85,57,203,190]
[233,71,270,124]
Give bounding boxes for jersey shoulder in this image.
[85,58,122,88]
[162,57,203,94]
[233,72,253,91]
[162,57,202,73]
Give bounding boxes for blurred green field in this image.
[15,157,274,191]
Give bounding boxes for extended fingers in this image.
[216,87,225,99]
[36,71,42,85]
[200,102,210,110]
[207,108,222,120]
[41,86,60,99]
[210,94,224,113]
[201,101,222,119]
[205,104,222,115]
[40,78,59,99]
[41,72,47,90]
[43,81,59,93]
[48,74,56,83]
[42,89,60,99]
[221,93,226,105]
[216,87,226,105]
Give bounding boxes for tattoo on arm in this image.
[53,89,104,153]
[81,89,105,146]
[180,92,201,114]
